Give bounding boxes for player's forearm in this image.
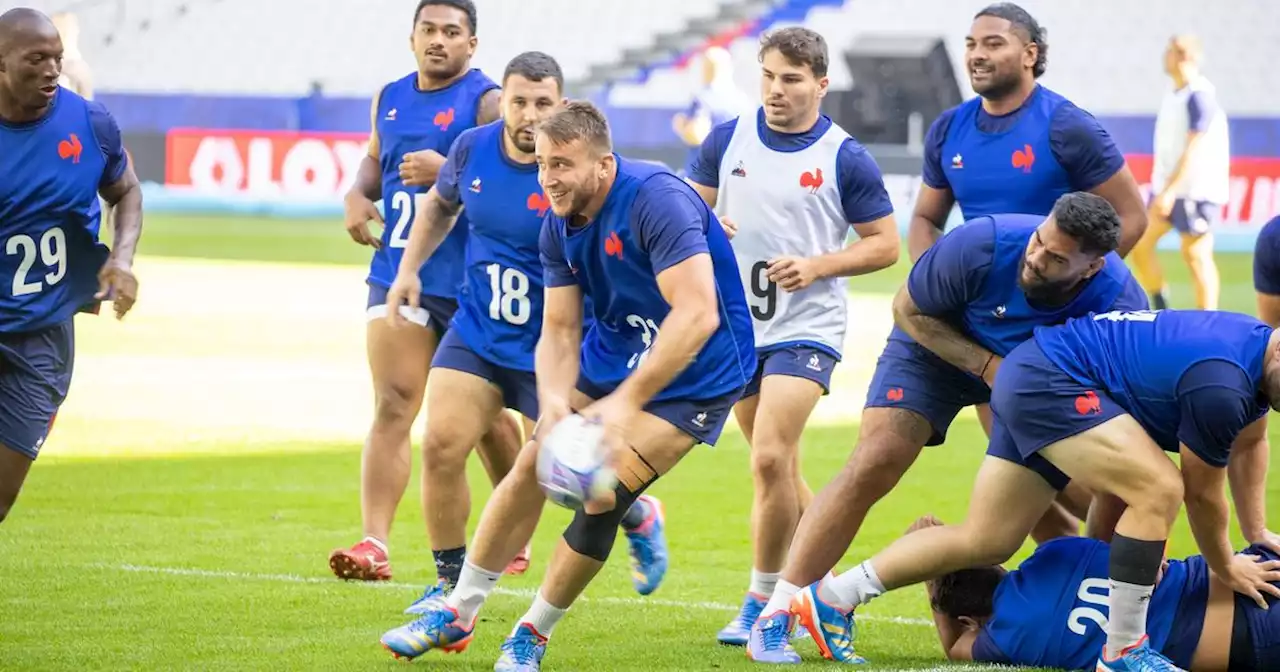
[908,215,945,263]
[1229,437,1270,542]
[1159,139,1202,197]
[348,155,383,202]
[398,192,459,276]
[1185,484,1235,577]
[535,326,582,408]
[893,289,994,378]
[108,182,143,265]
[812,231,900,279]
[615,306,719,408]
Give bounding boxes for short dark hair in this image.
[975,2,1048,78]
[503,51,564,92]
[758,27,829,78]
[929,567,1004,619]
[415,0,477,35]
[1051,192,1122,256]
[539,100,612,155]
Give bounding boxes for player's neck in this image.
[1171,69,1194,90]
[500,131,535,165]
[574,163,618,225]
[767,109,821,135]
[980,80,1037,117]
[0,95,50,124]
[417,66,469,92]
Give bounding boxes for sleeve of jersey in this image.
[86,101,128,187]
[971,627,1012,664]
[1253,217,1280,294]
[539,217,577,288]
[920,109,954,190]
[905,218,996,315]
[435,128,474,205]
[685,120,736,187]
[1187,90,1220,133]
[837,140,895,224]
[634,177,711,275]
[1109,276,1153,312]
[1050,103,1127,192]
[1175,360,1259,467]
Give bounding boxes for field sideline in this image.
[0,215,1275,670]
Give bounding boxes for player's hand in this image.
[95,259,138,320]
[1149,191,1175,219]
[1249,529,1280,555]
[399,150,444,187]
[578,393,640,512]
[1222,553,1280,608]
[981,355,1003,388]
[906,514,944,535]
[719,216,738,240]
[532,396,573,446]
[383,273,422,328]
[768,255,819,292]
[343,192,383,249]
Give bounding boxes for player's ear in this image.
[467,35,477,55]
[958,616,981,632]
[816,76,830,99]
[1023,42,1038,70]
[1083,255,1105,279]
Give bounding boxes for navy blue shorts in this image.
[366,283,456,337]
[986,339,1126,488]
[742,343,838,398]
[1233,544,1280,672]
[576,376,743,446]
[1168,198,1221,237]
[432,328,539,421]
[0,320,75,460]
[864,340,991,446]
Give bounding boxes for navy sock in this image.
[1151,290,1169,310]
[433,546,466,587]
[620,499,650,530]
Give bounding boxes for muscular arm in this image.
[99,161,143,266]
[535,284,585,407]
[476,88,502,125]
[349,94,384,202]
[817,143,901,276]
[615,253,721,407]
[399,189,461,275]
[1182,445,1235,577]
[909,185,957,262]
[1228,417,1271,544]
[1089,166,1148,258]
[813,215,899,278]
[1052,104,1147,257]
[893,285,997,380]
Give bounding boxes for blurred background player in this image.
[916,515,1280,671]
[0,8,142,523]
[671,46,752,178]
[380,101,755,670]
[1131,35,1231,311]
[747,193,1147,664]
[330,0,525,583]
[908,3,1147,262]
[813,308,1280,672]
[685,27,900,647]
[49,12,91,99]
[1254,216,1280,326]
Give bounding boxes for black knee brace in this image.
[561,480,651,562]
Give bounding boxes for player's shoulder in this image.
[463,67,498,87]
[1259,215,1280,245]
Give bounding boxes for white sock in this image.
[823,561,885,611]
[762,580,801,616]
[749,569,780,598]
[517,591,568,639]
[1105,580,1153,657]
[445,561,501,624]
[362,536,388,555]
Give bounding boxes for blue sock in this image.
[433,546,466,587]
[620,499,649,530]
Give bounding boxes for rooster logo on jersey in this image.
[800,168,823,195]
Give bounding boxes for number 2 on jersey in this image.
[749,260,778,320]
[6,227,67,297]
[486,264,531,324]
[626,314,660,369]
[388,190,412,248]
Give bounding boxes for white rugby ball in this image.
[535,413,618,510]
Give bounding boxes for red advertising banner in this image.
[1124,154,1280,229]
[165,129,370,198]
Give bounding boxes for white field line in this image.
[104,562,932,628]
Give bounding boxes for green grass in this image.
[0,214,1272,670]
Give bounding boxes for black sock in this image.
[1151,290,1169,310]
[433,546,466,587]
[1107,534,1165,655]
[620,498,650,530]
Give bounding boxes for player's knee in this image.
[1130,468,1184,523]
[749,441,797,484]
[372,382,421,428]
[420,428,470,473]
[844,435,917,499]
[562,482,644,562]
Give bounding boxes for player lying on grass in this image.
[917,514,1280,672]
[790,309,1280,672]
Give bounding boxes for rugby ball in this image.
[535,414,618,510]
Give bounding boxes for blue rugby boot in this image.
[623,495,668,595]
[494,623,549,671]
[380,605,474,660]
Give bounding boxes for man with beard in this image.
[907,3,1147,261]
[380,100,755,670]
[383,52,660,615]
[748,193,1147,664]
[331,0,526,585]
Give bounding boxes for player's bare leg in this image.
[719,375,822,645]
[329,317,433,581]
[1130,215,1174,308]
[1181,231,1220,310]
[0,446,34,524]
[473,413,536,576]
